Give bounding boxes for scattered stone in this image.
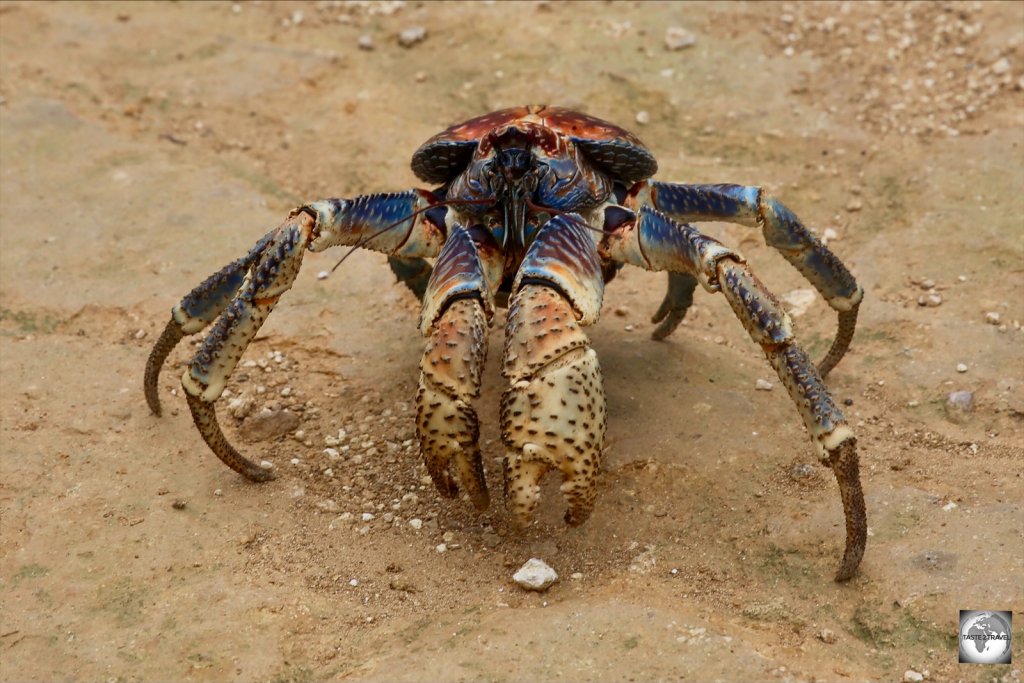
[635,110,650,125]
[664,26,697,50]
[259,460,275,470]
[755,379,774,391]
[613,307,629,317]
[821,227,839,245]
[398,26,426,47]
[942,501,958,511]
[361,512,375,522]
[991,57,1011,75]
[357,34,374,50]
[513,558,559,591]
[917,293,942,307]
[903,669,924,683]
[956,363,968,373]
[624,324,636,332]
[213,489,223,496]
[409,518,423,530]
[845,198,863,212]
[945,390,974,423]
[172,499,187,510]
[134,329,147,340]
[435,543,447,553]
[349,578,359,587]
[570,572,584,580]
[242,408,300,441]
[317,271,329,280]
[324,447,340,460]
[818,628,837,644]
[985,311,1001,325]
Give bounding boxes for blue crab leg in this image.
[146,190,448,480]
[602,205,866,581]
[501,214,607,526]
[628,181,863,377]
[415,225,503,510]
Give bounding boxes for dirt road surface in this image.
[2,2,1022,682]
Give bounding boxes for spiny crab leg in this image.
[603,205,866,581]
[632,182,864,377]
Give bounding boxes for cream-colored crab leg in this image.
[416,225,503,509]
[603,205,866,581]
[501,214,607,526]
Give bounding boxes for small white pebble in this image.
[570,572,584,580]
[942,501,958,511]
[317,271,329,280]
[755,379,774,391]
[357,34,374,50]
[361,512,375,522]
[213,488,223,496]
[435,543,448,553]
[323,447,340,460]
[903,670,924,683]
[290,458,300,465]
[259,460,274,470]
[281,387,293,397]
[323,468,334,477]
[349,578,359,587]
[409,518,423,530]
[985,311,1001,325]
[635,110,650,125]
[624,324,636,332]
[956,363,968,373]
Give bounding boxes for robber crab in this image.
[144,105,866,581]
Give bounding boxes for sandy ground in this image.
[1,2,1023,682]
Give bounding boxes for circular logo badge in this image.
[959,611,1012,664]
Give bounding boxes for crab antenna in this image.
[326,197,492,275]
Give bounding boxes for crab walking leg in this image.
[603,206,866,580]
[501,215,607,526]
[144,230,278,416]
[146,190,449,480]
[416,226,503,509]
[629,181,864,376]
[145,190,447,416]
[650,272,700,341]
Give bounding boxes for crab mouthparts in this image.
[503,183,531,248]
